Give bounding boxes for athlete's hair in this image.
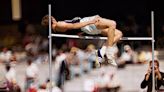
[41,15,56,28]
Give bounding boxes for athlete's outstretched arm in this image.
[57,19,97,30]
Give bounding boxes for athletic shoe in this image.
[95,49,104,68]
[106,54,117,66]
[105,47,117,66]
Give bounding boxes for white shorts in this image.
[80,15,101,35]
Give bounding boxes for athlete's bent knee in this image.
[112,20,116,27]
[117,30,123,38]
[108,20,116,29]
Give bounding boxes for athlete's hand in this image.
[95,15,101,18]
[89,18,99,24]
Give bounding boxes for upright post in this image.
[48,4,53,92]
[151,11,155,92]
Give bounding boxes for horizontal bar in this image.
[51,34,153,40]
[121,37,152,40]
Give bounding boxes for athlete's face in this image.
[51,17,57,24]
[51,17,57,28]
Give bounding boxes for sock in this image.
[99,45,106,58]
[106,46,115,58]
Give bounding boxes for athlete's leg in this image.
[101,29,123,44]
[105,21,121,66]
[106,22,116,46]
[96,20,116,58]
[113,29,123,44]
[95,21,118,66]
[95,20,122,67]
[98,17,122,44]
[98,29,123,58]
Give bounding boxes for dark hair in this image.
[41,15,49,27]
[27,59,32,65]
[149,60,159,67]
[41,15,54,28]
[5,64,11,71]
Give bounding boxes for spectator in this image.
[25,40,39,56]
[56,50,74,89]
[138,50,159,63]
[141,60,164,92]
[5,64,21,92]
[37,84,47,92]
[117,45,137,67]
[54,49,67,82]
[69,47,86,77]
[0,48,12,63]
[85,44,96,69]
[96,68,121,92]
[0,74,8,92]
[25,59,39,92]
[75,45,92,73]
[46,79,61,92]
[83,78,95,92]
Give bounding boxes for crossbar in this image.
[51,34,153,40]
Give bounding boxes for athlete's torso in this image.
[80,15,102,35]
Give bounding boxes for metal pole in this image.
[151,11,156,92]
[48,4,53,92]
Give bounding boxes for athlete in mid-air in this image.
[41,15,123,66]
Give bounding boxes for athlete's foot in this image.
[106,46,117,66]
[106,55,117,66]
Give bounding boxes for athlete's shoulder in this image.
[57,21,68,25]
[56,21,70,28]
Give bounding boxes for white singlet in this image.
[80,15,101,35]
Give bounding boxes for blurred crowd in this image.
[0,40,160,92]
[0,15,163,92]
